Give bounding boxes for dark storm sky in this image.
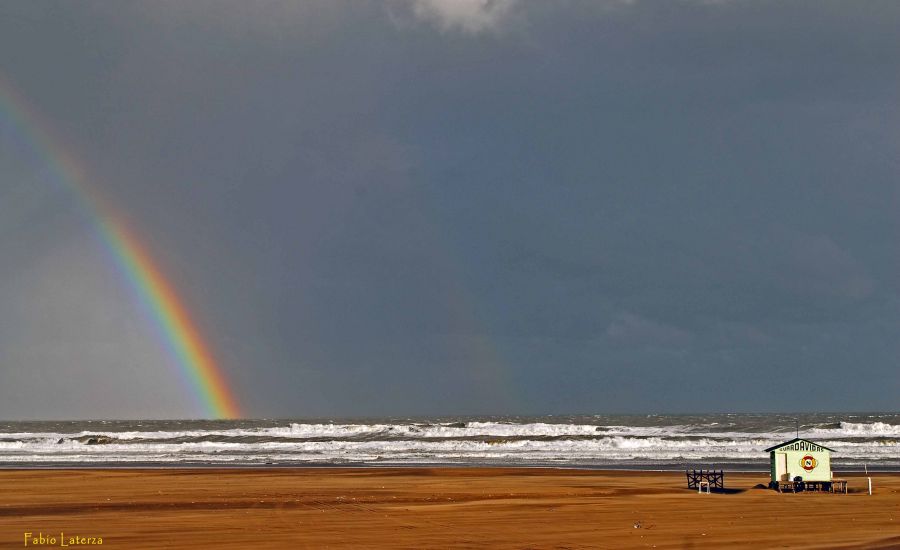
[1,1,899,419]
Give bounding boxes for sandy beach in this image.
[1,468,897,549]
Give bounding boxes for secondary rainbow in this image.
[0,75,240,419]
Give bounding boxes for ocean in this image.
[1,413,898,470]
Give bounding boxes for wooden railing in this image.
[686,469,724,490]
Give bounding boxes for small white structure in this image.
[766,438,834,488]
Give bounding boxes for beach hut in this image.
[765,438,835,491]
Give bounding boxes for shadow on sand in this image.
[685,487,747,494]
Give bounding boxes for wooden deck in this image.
[777,479,848,493]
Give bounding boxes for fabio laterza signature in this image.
[24,532,103,546]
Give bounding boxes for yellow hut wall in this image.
[772,449,831,482]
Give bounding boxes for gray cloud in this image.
[2,1,900,418]
[395,0,520,34]
[0,230,188,418]
[605,312,694,350]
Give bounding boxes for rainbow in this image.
[0,75,240,419]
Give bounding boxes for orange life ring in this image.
[800,455,817,471]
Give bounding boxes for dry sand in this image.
[1,468,898,549]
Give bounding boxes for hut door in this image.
[778,453,788,480]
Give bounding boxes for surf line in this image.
[0,75,240,419]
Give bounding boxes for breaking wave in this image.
[0,414,897,467]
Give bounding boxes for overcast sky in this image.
[1,1,899,419]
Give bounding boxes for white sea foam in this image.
[4,419,897,443]
[820,421,900,437]
[1,419,897,465]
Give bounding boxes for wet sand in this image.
[1,468,898,549]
